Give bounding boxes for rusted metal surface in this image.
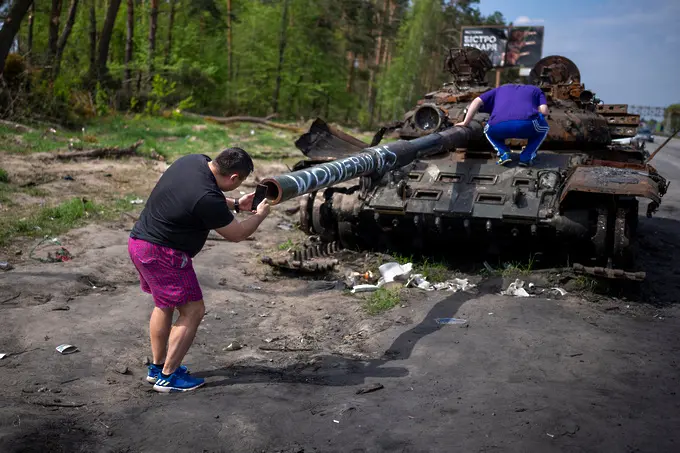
[260,256,338,273]
[294,118,369,159]
[560,166,661,204]
[573,263,645,282]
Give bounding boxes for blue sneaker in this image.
[497,153,512,166]
[146,364,189,383]
[153,370,205,393]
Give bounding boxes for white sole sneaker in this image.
[152,381,205,393]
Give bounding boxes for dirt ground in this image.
[1,141,679,452]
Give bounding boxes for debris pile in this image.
[349,261,474,294]
[501,279,568,298]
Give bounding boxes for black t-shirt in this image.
[130,154,234,257]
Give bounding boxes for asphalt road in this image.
[645,137,680,218]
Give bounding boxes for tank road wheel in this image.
[299,193,314,234]
[612,203,637,268]
[311,192,336,243]
[589,202,636,269]
[591,207,609,262]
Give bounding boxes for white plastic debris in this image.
[407,274,432,290]
[351,284,380,294]
[501,279,531,297]
[434,318,468,325]
[407,275,474,292]
[277,222,294,231]
[0,353,8,359]
[378,262,413,284]
[55,344,78,354]
[551,287,568,296]
[130,198,144,204]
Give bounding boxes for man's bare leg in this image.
[150,307,174,365]
[162,299,205,376]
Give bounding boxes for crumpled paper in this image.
[501,279,531,297]
[406,274,474,292]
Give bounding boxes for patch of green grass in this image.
[278,238,294,250]
[0,181,48,205]
[572,275,599,292]
[382,253,450,283]
[500,256,536,277]
[0,114,305,162]
[364,287,402,315]
[418,258,449,283]
[0,197,100,246]
[0,167,8,183]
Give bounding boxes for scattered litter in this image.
[550,287,568,296]
[501,279,531,297]
[0,353,8,359]
[246,284,262,291]
[483,261,494,272]
[378,262,413,284]
[29,238,72,263]
[258,344,313,352]
[63,175,74,181]
[569,353,583,358]
[350,284,380,294]
[250,130,255,136]
[488,312,493,315]
[224,341,242,351]
[435,318,468,325]
[356,383,384,394]
[346,271,375,288]
[406,274,431,290]
[412,277,474,292]
[0,262,13,271]
[333,420,339,424]
[277,222,294,231]
[55,344,78,355]
[130,198,144,204]
[547,433,555,438]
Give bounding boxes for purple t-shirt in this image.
[478,84,547,126]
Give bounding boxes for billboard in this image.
[461,26,508,68]
[505,26,544,67]
[461,25,544,68]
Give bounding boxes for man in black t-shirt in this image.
[128,147,270,393]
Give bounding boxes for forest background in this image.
[0,0,507,129]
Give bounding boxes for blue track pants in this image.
[483,114,549,163]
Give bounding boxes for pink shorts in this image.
[128,237,203,309]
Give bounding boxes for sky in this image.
[477,0,679,114]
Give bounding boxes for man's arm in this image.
[215,200,270,242]
[455,97,484,127]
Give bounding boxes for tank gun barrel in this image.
[260,122,484,205]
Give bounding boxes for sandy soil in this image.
[0,141,679,452]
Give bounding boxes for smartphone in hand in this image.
[251,184,268,211]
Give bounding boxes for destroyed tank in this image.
[260,48,669,280]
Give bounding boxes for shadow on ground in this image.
[195,278,503,388]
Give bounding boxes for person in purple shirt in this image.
[456,84,550,166]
